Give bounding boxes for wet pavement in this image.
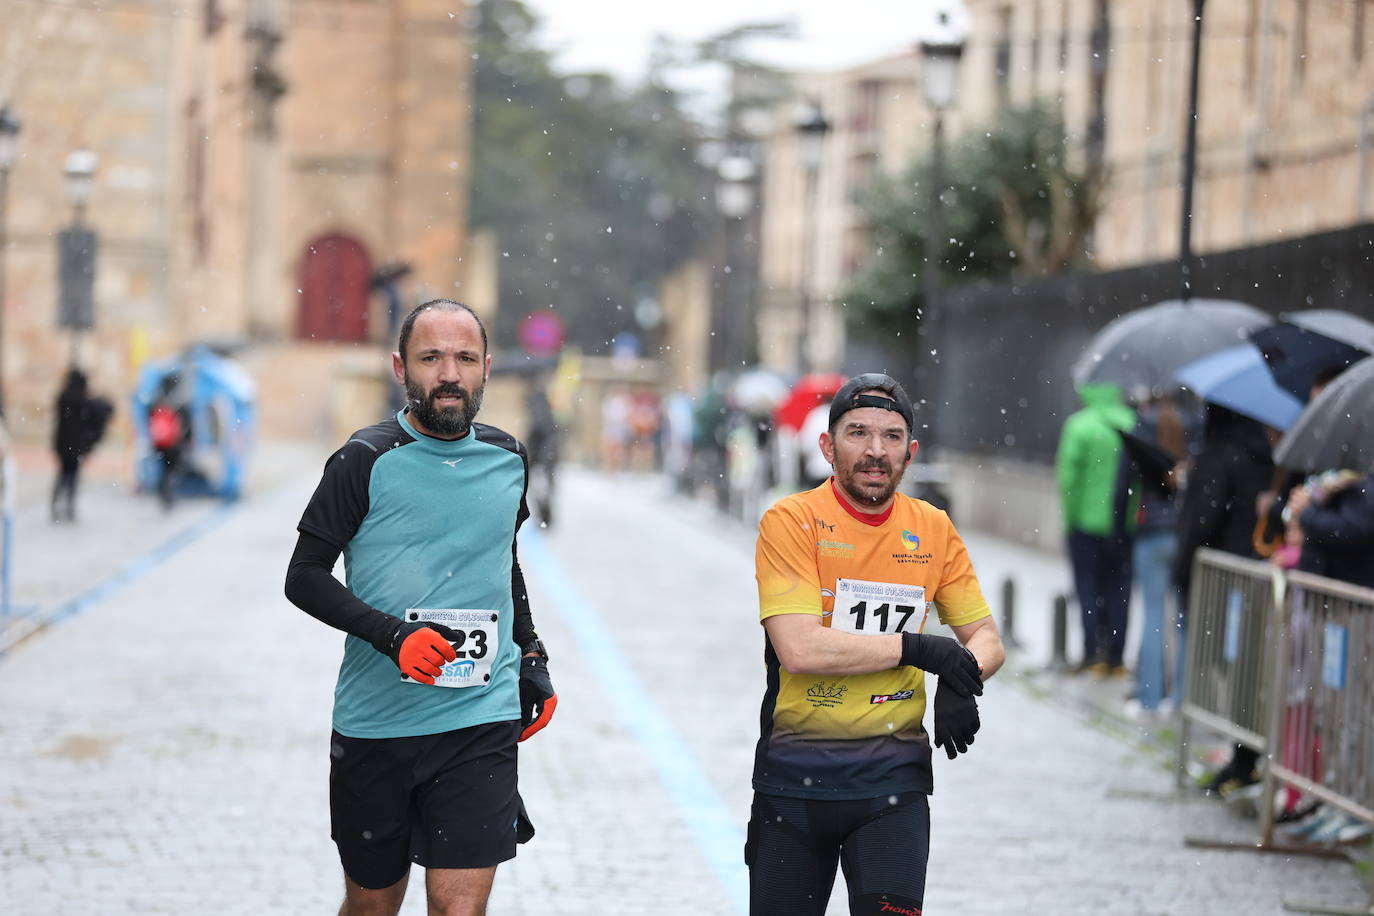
[0,446,1367,914]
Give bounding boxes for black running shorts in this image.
[330,720,523,889]
[746,791,930,916]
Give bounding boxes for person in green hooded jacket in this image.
[1055,382,1140,673]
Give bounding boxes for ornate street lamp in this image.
[64,150,99,223]
[714,154,758,372]
[918,4,967,433]
[58,151,99,358]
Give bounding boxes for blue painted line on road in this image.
[45,503,238,629]
[520,527,749,916]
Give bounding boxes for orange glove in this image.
[382,622,461,685]
[518,656,557,741]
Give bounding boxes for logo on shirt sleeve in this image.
[870,689,915,704]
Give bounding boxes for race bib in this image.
[400,608,499,688]
[831,579,928,636]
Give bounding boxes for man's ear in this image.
[907,438,919,465]
[392,352,406,385]
[484,352,493,382]
[819,430,835,465]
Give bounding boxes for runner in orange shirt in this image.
[748,373,1005,916]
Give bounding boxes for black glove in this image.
[518,656,558,742]
[373,621,462,685]
[933,677,980,760]
[899,632,983,697]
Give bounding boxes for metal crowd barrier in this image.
[1177,548,1374,915]
[1175,548,1283,775]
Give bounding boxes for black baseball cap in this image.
[828,373,916,433]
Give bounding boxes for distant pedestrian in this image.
[748,373,1004,916]
[284,299,555,916]
[600,388,631,472]
[1173,404,1277,797]
[524,380,560,527]
[1056,382,1139,674]
[51,368,113,523]
[628,388,661,470]
[1125,392,1185,716]
[148,375,192,512]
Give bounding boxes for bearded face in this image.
[405,374,485,439]
[835,449,907,506]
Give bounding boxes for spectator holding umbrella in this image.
[1271,355,1374,589]
[1121,389,1185,717]
[1172,404,1278,798]
[1282,469,1374,588]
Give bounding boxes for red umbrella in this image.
[773,373,847,431]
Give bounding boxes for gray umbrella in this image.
[1071,298,1270,390]
[1273,355,1374,472]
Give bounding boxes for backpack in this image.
[149,404,183,450]
[76,398,114,456]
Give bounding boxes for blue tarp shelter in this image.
[132,346,257,500]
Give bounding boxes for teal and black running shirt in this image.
[297,409,532,739]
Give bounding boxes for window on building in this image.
[204,0,222,37]
[1294,0,1309,84]
[296,235,374,343]
[1245,0,1259,96]
[184,99,208,264]
[1146,10,1161,129]
[849,80,882,135]
[1059,0,1071,70]
[847,152,877,206]
[995,5,1013,107]
[1356,0,1369,64]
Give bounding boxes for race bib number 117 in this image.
[831,579,927,636]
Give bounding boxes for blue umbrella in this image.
[1175,344,1304,431]
[1249,310,1374,401]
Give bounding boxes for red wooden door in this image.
[296,234,372,342]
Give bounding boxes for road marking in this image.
[0,503,237,656]
[520,527,748,915]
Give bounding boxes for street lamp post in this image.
[59,151,99,365]
[1179,0,1206,302]
[793,99,830,375]
[715,154,757,372]
[0,105,21,418]
[918,6,966,435]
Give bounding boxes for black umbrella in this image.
[1071,298,1270,391]
[1249,310,1374,402]
[1273,356,1374,473]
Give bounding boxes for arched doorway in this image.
[296,234,372,342]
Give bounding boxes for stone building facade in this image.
[756,53,931,376]
[962,0,1374,266]
[0,0,473,442]
[757,0,1374,375]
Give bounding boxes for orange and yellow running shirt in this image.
[753,480,991,799]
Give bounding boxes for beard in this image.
[835,454,908,506]
[405,375,484,438]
